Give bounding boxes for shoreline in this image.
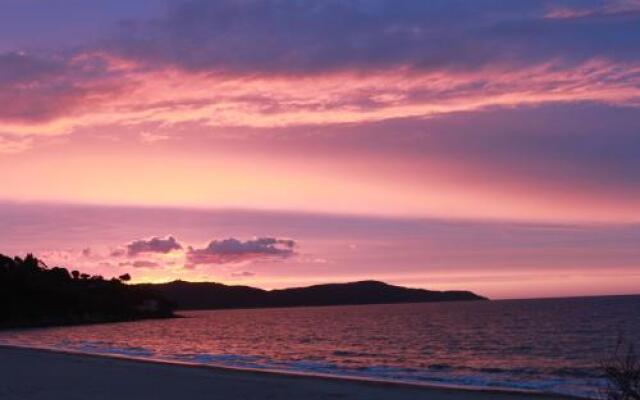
[0,344,585,400]
[0,313,181,332]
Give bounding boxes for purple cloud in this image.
[1,0,639,131]
[110,248,126,257]
[186,237,296,266]
[0,0,637,128]
[126,236,182,256]
[110,0,640,74]
[0,51,125,124]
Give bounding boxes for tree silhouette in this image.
[603,337,640,400]
[0,253,174,329]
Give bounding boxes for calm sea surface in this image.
[1,296,639,398]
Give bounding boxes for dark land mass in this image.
[138,279,487,310]
[0,254,174,329]
[0,253,485,329]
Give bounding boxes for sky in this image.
[1,0,640,299]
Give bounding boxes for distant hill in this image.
[0,254,174,329]
[138,280,487,310]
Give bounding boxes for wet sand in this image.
[0,346,580,400]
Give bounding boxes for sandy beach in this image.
[0,346,579,400]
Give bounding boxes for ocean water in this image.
[1,296,639,398]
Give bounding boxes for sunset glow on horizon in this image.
[2,0,640,299]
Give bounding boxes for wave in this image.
[3,338,605,399]
[2,340,604,398]
[35,340,601,399]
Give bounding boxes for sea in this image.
[1,295,638,399]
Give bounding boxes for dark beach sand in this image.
[0,346,580,400]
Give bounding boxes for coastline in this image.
[0,313,180,331]
[0,344,585,400]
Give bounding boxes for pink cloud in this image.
[0,135,32,153]
[231,271,256,278]
[0,52,128,128]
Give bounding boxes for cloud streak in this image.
[119,260,161,269]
